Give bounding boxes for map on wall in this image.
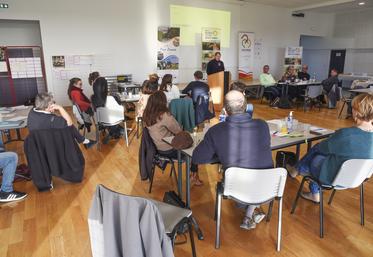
[9,57,43,79]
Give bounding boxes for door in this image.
[329,49,346,75]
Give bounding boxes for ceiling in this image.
[213,0,372,12]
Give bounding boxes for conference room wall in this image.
[1,0,334,105]
[0,20,42,46]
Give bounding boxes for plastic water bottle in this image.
[311,73,316,82]
[219,108,226,122]
[287,111,294,132]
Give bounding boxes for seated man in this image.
[229,81,254,116]
[298,64,310,81]
[0,135,27,202]
[182,70,209,103]
[259,65,280,104]
[27,93,96,149]
[192,90,273,230]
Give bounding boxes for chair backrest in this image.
[306,85,323,98]
[223,167,287,204]
[332,159,373,188]
[72,103,85,125]
[96,95,124,125]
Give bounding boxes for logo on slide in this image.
[241,34,251,49]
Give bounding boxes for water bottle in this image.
[246,103,254,115]
[287,111,294,132]
[311,73,316,82]
[219,108,226,122]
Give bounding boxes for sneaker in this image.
[300,191,320,204]
[286,164,299,178]
[84,140,97,149]
[240,216,256,230]
[0,191,27,203]
[253,210,266,224]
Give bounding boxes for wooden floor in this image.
[2,101,373,257]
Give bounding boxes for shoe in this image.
[286,164,299,178]
[84,140,97,149]
[0,190,28,203]
[253,210,266,224]
[300,192,320,204]
[240,216,256,230]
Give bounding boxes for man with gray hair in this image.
[27,92,96,149]
[192,90,273,230]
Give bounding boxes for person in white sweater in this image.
[159,74,180,103]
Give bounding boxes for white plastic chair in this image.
[215,167,287,251]
[291,159,373,238]
[96,96,128,148]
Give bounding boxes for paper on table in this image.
[267,119,283,126]
[13,105,29,110]
[0,61,7,72]
[310,126,327,132]
[6,116,28,121]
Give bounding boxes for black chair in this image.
[148,153,179,194]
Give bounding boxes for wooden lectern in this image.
[207,71,231,111]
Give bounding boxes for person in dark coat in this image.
[89,72,108,109]
[192,90,273,230]
[322,68,340,108]
[206,52,225,75]
[182,70,209,103]
[297,64,311,81]
[25,93,93,191]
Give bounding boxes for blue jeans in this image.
[0,152,18,192]
[296,144,327,194]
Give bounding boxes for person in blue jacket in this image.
[288,93,373,203]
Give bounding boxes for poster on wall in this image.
[52,56,66,68]
[201,28,221,71]
[157,26,180,82]
[284,46,303,71]
[238,32,255,81]
[0,47,7,72]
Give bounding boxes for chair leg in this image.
[338,101,346,119]
[170,162,178,186]
[360,183,365,226]
[136,119,140,139]
[123,120,129,147]
[291,177,307,214]
[266,200,274,222]
[215,193,222,249]
[328,189,336,205]
[148,163,156,193]
[319,189,324,238]
[188,219,197,257]
[95,125,101,151]
[277,198,283,252]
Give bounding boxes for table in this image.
[277,81,322,108]
[349,88,373,94]
[0,106,32,144]
[119,95,141,103]
[163,121,334,209]
[238,79,262,99]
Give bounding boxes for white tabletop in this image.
[0,106,32,130]
[119,95,141,103]
[163,120,334,157]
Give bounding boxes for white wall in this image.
[0,19,42,46]
[1,0,334,105]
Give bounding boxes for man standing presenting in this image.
[206,52,225,75]
[192,90,273,230]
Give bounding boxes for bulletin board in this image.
[0,46,47,107]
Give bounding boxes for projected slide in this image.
[170,5,231,47]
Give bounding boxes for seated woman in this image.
[68,77,94,131]
[288,93,373,203]
[148,73,160,91]
[27,93,96,149]
[136,80,157,120]
[281,66,298,101]
[159,74,180,103]
[143,91,203,186]
[89,71,108,109]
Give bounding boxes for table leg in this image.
[307,141,313,152]
[16,129,22,140]
[295,144,300,161]
[186,156,191,209]
[177,150,183,198]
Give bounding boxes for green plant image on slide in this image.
[170,5,231,47]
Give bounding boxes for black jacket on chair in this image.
[139,127,157,181]
[195,95,214,125]
[24,127,85,191]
